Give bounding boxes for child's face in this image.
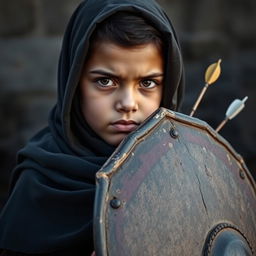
[80,41,164,146]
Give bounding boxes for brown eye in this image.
[97,78,114,87]
[140,79,158,89]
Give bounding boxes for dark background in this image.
[0,0,255,209]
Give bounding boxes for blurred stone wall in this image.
[0,0,255,208]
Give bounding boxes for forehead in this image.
[84,41,164,75]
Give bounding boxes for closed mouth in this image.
[111,120,139,132]
[112,120,139,125]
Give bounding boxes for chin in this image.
[105,133,129,147]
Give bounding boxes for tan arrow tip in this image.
[205,59,222,85]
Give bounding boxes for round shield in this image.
[94,107,256,255]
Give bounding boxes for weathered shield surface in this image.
[94,107,256,256]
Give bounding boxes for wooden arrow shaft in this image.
[190,83,209,117]
[216,118,228,132]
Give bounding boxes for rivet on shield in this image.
[239,170,245,180]
[110,198,122,209]
[170,127,179,139]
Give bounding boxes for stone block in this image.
[180,32,230,60]
[0,37,61,93]
[157,0,188,32]
[0,0,35,36]
[38,0,81,35]
[220,0,256,42]
[0,90,56,143]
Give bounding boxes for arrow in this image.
[190,59,222,117]
[216,96,248,132]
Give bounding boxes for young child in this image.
[0,0,184,255]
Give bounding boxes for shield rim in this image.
[93,107,255,256]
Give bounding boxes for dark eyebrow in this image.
[90,69,164,79]
[89,69,118,79]
[144,73,164,78]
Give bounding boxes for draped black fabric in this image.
[0,0,185,254]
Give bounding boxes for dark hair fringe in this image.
[91,11,163,50]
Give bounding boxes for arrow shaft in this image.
[216,118,228,132]
[190,83,209,117]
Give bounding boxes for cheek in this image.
[143,89,162,115]
[145,102,160,116]
[82,96,102,120]
[80,87,111,126]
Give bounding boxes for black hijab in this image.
[0,0,184,254]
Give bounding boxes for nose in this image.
[115,87,138,113]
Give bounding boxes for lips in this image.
[111,120,139,132]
